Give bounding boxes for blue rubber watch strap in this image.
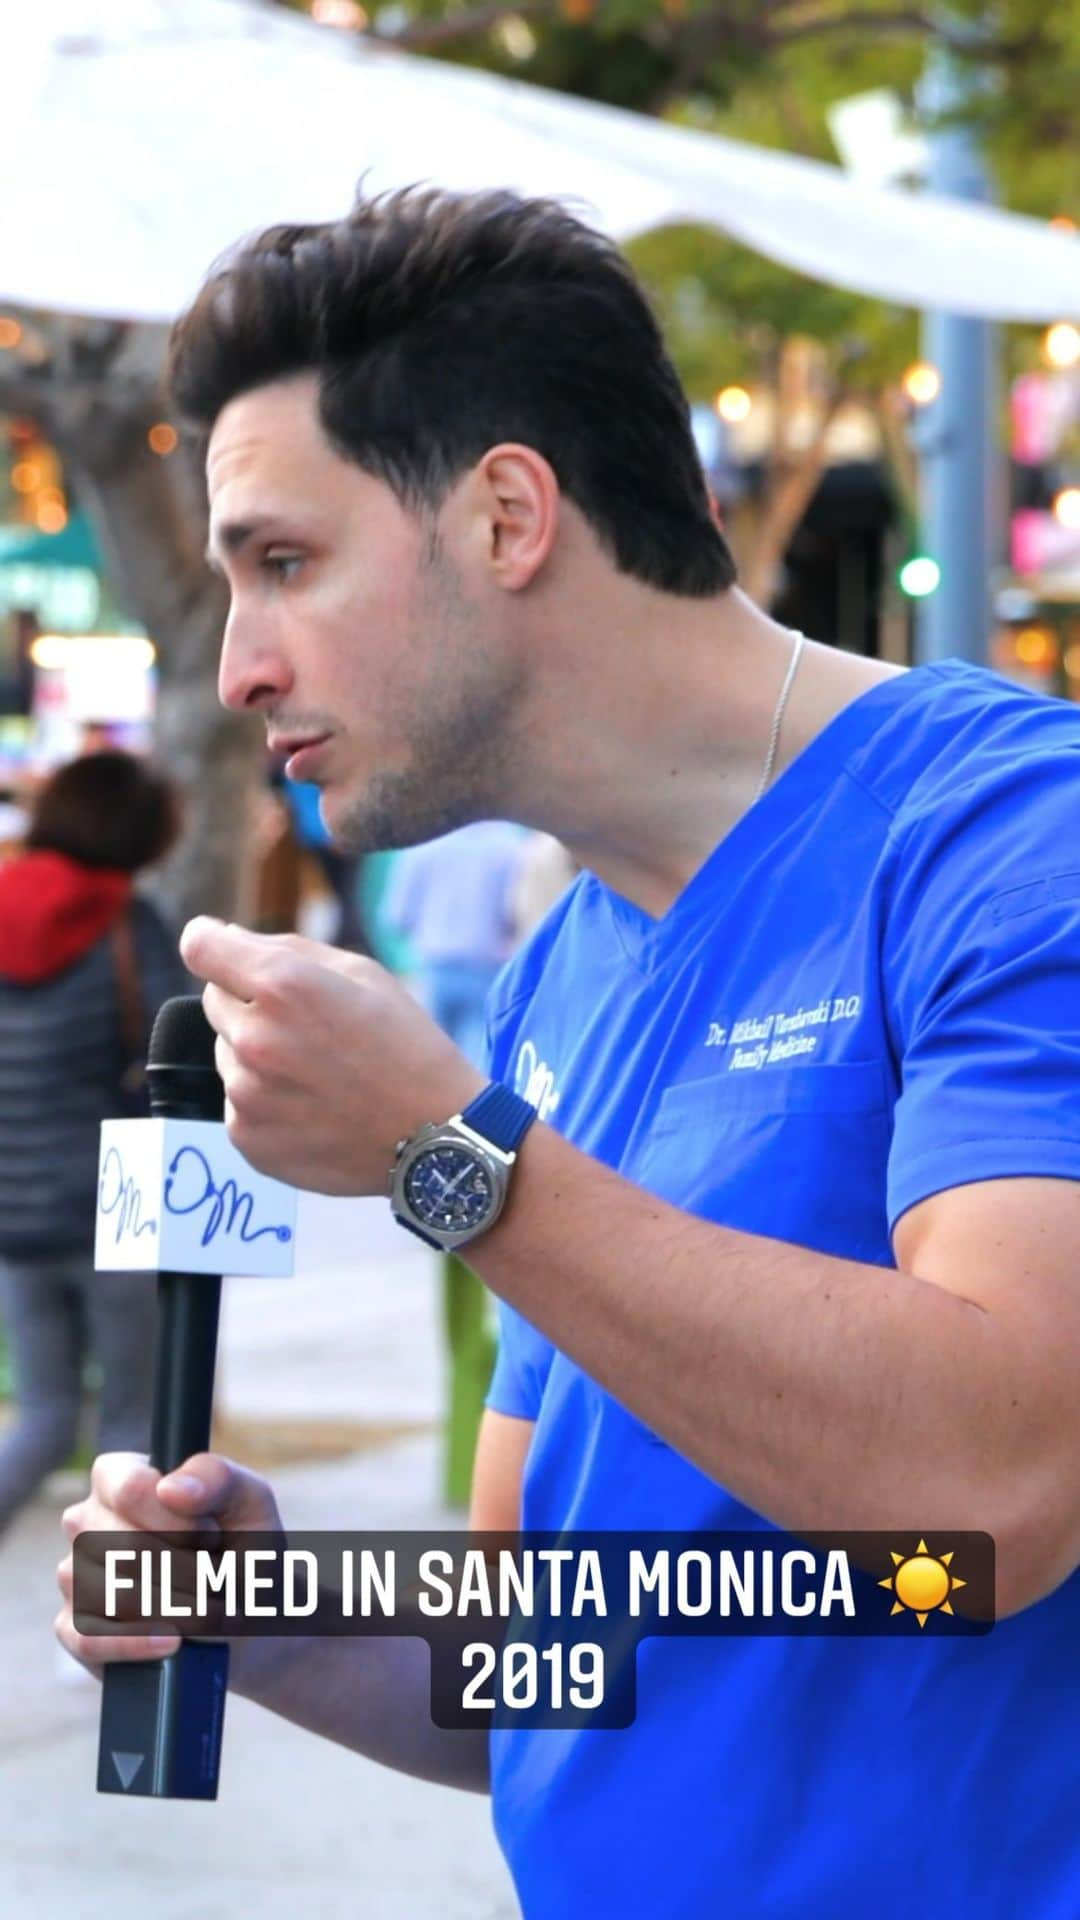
[460,1082,537,1153]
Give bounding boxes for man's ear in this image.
[476,444,560,590]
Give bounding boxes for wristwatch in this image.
[389,1083,538,1252]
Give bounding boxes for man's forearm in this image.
[470,1124,1054,1596]
[228,1631,490,1793]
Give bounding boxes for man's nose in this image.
[218,607,293,713]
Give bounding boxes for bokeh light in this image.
[1014,626,1058,669]
[311,0,367,24]
[901,361,941,407]
[35,498,68,534]
[1044,323,1080,370]
[30,633,157,672]
[1052,487,1080,530]
[898,556,941,598]
[714,386,752,424]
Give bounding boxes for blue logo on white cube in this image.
[95,1119,298,1277]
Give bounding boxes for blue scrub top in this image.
[484,660,1080,1919]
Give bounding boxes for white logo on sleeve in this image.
[513,1038,561,1120]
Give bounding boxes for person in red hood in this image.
[0,749,187,1539]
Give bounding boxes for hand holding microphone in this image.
[59,993,287,1798]
[55,1449,282,1677]
[57,923,481,1796]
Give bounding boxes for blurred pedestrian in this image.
[0,751,187,1537]
[281,775,369,953]
[383,820,526,1068]
[510,832,579,943]
[0,789,28,860]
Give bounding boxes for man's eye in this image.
[262,552,303,583]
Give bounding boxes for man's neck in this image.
[511,589,904,922]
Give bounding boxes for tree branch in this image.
[743,343,849,609]
[373,0,550,49]
[369,0,1032,97]
[640,7,773,112]
[768,1,940,34]
[770,9,1030,59]
[0,314,216,617]
[877,387,919,524]
[0,365,57,423]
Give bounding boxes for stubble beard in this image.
[331,534,527,856]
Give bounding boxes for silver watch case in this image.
[389,1115,516,1252]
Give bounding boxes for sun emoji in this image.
[880,1540,966,1627]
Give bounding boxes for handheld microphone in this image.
[97,995,231,1799]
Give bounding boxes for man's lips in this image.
[270,733,333,779]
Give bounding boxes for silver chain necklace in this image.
[753,630,806,806]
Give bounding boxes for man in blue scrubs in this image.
[58,187,1080,1916]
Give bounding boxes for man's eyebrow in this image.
[204,518,278,570]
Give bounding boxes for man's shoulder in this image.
[856,661,1080,840]
[870,667,1080,969]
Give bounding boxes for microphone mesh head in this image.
[147,995,217,1072]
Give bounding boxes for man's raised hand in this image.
[179,919,483,1194]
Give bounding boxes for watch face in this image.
[404,1144,496,1235]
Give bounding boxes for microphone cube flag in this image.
[95,1118,298,1277]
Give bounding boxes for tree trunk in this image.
[741,338,849,611]
[0,322,262,929]
[66,431,262,930]
[742,395,845,609]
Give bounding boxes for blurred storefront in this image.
[996,351,1080,700]
[993,592,1080,704]
[693,336,1080,685]
[0,512,156,788]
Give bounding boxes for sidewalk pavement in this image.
[0,1199,519,1920]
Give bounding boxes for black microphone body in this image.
[147,1048,225,1476]
[97,997,231,1800]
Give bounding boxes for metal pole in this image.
[915,45,999,665]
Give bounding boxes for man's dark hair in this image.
[27,750,180,873]
[168,185,736,598]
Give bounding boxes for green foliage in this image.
[440,20,677,112]
[626,223,918,400]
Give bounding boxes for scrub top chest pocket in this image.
[632,1058,894,1264]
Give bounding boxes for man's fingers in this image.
[67,1538,207,1625]
[156,1452,280,1530]
[55,1608,181,1672]
[58,1452,274,1660]
[183,915,385,996]
[89,1454,208,1537]
[212,1023,237,1085]
[61,1502,85,1543]
[80,1450,276,1535]
[309,945,383,985]
[259,929,377,980]
[73,1580,213,1635]
[180,916,265,997]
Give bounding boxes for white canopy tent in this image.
[1,0,1077,325]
